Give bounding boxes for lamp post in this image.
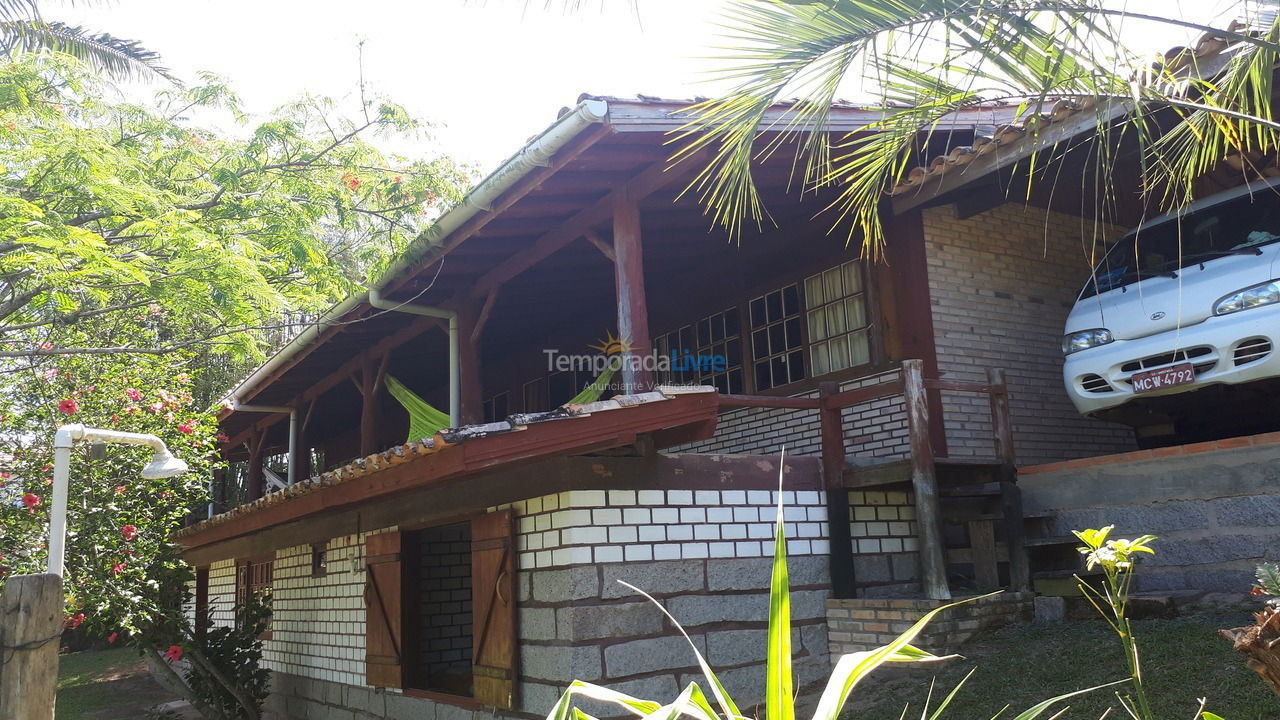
[48,423,190,577]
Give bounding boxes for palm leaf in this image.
[2,20,178,84]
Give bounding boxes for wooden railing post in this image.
[987,367,1030,592]
[819,381,855,598]
[904,359,950,600]
[0,573,63,720]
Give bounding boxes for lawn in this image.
[845,608,1278,719]
[56,647,179,719]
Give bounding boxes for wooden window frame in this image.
[194,566,210,641]
[235,555,273,639]
[653,307,745,394]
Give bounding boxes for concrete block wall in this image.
[922,203,1136,465]
[1019,433,1280,592]
[826,591,1034,656]
[414,523,474,680]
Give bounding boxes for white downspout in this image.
[368,289,460,428]
[229,401,298,486]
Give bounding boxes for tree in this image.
[678,1,1280,254]
[0,53,470,369]
[0,0,175,82]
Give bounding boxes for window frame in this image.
[235,555,273,639]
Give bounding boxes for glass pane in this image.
[843,261,863,294]
[752,329,769,360]
[782,285,800,316]
[710,314,725,343]
[697,318,711,347]
[788,350,806,382]
[724,309,740,338]
[830,336,850,371]
[726,338,742,366]
[755,361,772,390]
[750,298,766,327]
[827,303,848,336]
[728,368,744,394]
[823,267,842,301]
[785,317,802,348]
[807,309,826,341]
[679,326,693,352]
[846,297,867,329]
[804,274,824,306]
[656,335,668,357]
[770,355,788,387]
[713,374,728,393]
[811,341,830,376]
[768,323,786,354]
[766,291,783,323]
[849,329,870,366]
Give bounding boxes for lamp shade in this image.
[141,448,189,479]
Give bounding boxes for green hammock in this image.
[566,363,617,406]
[384,374,452,444]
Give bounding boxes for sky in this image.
[47,0,1254,173]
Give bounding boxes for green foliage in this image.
[180,593,273,720]
[1255,562,1280,598]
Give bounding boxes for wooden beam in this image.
[469,150,710,299]
[585,231,616,262]
[819,381,856,599]
[471,288,499,345]
[359,354,388,456]
[988,367,1030,592]
[613,185,653,393]
[459,301,484,425]
[904,359,950,600]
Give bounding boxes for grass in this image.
[844,608,1277,719]
[57,647,178,719]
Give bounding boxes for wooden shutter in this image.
[471,510,517,708]
[364,531,404,688]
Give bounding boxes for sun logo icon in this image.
[588,330,634,356]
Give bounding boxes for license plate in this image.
[1130,362,1196,394]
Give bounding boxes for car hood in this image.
[1066,247,1280,340]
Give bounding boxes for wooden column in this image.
[0,573,62,720]
[988,367,1030,592]
[612,187,653,394]
[246,434,265,502]
[819,381,856,598]
[459,301,484,425]
[359,355,388,457]
[904,359,950,600]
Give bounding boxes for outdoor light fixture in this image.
[48,424,189,577]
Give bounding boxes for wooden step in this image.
[939,482,1002,497]
[1024,535,1080,548]
[842,457,1008,490]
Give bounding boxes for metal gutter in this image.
[218,98,610,414]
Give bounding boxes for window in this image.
[522,370,598,413]
[194,566,210,640]
[805,260,872,375]
[749,284,806,390]
[654,309,744,393]
[235,556,273,636]
[364,511,517,708]
[483,392,509,423]
[310,543,328,577]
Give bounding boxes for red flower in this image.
[67,612,85,629]
[393,175,403,183]
[110,562,126,575]
[57,398,78,415]
[125,388,142,401]
[22,493,38,513]
[121,525,137,541]
[107,632,118,644]
[214,433,229,444]
[110,414,120,424]
[37,341,52,351]
[177,420,195,435]
[163,645,183,662]
[114,485,127,495]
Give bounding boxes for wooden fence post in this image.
[903,359,950,600]
[0,573,63,720]
[987,367,1030,592]
[819,381,856,598]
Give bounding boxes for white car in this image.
[1063,178,1280,442]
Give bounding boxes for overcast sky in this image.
[47,0,1249,172]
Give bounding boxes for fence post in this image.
[0,573,63,720]
[819,381,855,598]
[904,359,950,600]
[987,367,1030,592]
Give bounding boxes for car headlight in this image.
[1062,328,1114,355]
[1214,280,1280,315]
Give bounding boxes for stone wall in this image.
[826,591,1034,656]
[1019,433,1280,592]
[922,203,1137,465]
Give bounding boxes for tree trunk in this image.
[1221,605,1280,696]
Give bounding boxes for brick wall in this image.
[826,591,1033,656]
[922,204,1136,465]
[848,489,920,596]
[413,523,473,683]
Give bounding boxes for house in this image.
[180,55,1278,718]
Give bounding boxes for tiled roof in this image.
[178,385,717,540]
[888,23,1248,197]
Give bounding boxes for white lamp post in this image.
[48,423,190,577]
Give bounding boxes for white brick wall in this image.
[848,490,918,555]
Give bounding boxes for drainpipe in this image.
[368,289,460,428]
[229,400,298,486]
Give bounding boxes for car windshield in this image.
[1081,191,1280,299]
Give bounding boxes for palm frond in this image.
[0,0,34,22]
[2,20,178,84]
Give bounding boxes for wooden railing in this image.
[716,358,1026,600]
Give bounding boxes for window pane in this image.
[765,291,783,323]
[807,310,826,341]
[827,303,848,336]
[710,314,725,342]
[713,374,728,393]
[849,329,870,366]
[750,298,766,327]
[823,268,842,300]
[728,368,744,394]
[787,350,806,382]
[846,297,867,329]
[768,323,786,354]
[755,361,772,390]
[770,355,788,387]
[697,318,711,347]
[830,336,850,371]
[752,329,769,360]
[726,338,742,366]
[811,341,830,376]
[782,285,800,315]
[785,317,802,348]
[679,326,693,352]
[843,261,863,294]
[724,309,741,337]
[805,275,824,306]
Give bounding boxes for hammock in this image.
[566,363,617,405]
[384,374,452,444]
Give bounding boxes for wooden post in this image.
[819,381,856,598]
[987,367,1030,592]
[458,302,484,425]
[612,187,654,394]
[0,573,63,720]
[359,355,387,457]
[246,434,265,502]
[904,359,950,600]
